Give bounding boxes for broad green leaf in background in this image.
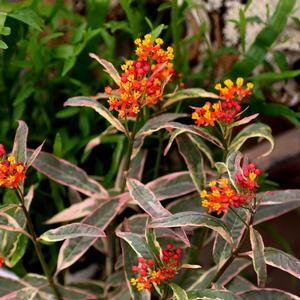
[228,0,296,77]
[169,283,188,300]
[239,289,300,300]
[249,226,267,287]
[229,123,274,157]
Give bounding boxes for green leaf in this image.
[264,247,300,280]
[250,226,267,287]
[9,8,44,32]
[149,211,233,245]
[226,276,257,293]
[127,178,190,246]
[169,283,188,300]
[229,123,274,157]
[27,149,108,198]
[39,223,106,242]
[13,84,35,106]
[0,40,8,49]
[248,69,300,83]
[228,0,296,77]
[163,88,219,109]
[64,96,126,134]
[239,9,246,52]
[176,134,205,193]
[150,24,167,41]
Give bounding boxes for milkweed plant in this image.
[1,33,300,300]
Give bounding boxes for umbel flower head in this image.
[201,162,260,214]
[0,144,26,188]
[106,34,174,118]
[192,78,253,127]
[0,257,5,267]
[130,244,182,292]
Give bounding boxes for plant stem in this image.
[208,213,254,286]
[16,189,62,300]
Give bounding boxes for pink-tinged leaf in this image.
[188,258,251,290]
[121,240,151,300]
[148,211,232,245]
[176,134,205,193]
[254,190,300,225]
[228,113,259,129]
[246,247,300,280]
[127,179,190,246]
[0,211,32,240]
[89,53,121,86]
[27,149,108,198]
[64,97,126,134]
[12,120,28,162]
[249,226,267,287]
[238,288,300,300]
[56,194,128,274]
[26,141,44,168]
[213,207,250,264]
[132,113,188,159]
[229,123,274,157]
[226,276,258,293]
[128,149,147,181]
[45,197,103,224]
[39,223,106,242]
[226,151,243,191]
[146,171,196,201]
[163,88,219,109]
[24,185,34,210]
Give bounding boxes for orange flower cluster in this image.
[107,34,174,118]
[201,162,260,214]
[192,78,253,126]
[0,145,26,188]
[130,244,182,292]
[0,257,5,267]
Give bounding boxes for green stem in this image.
[208,213,254,286]
[16,188,62,300]
[153,133,164,179]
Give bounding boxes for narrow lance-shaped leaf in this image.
[12,120,28,163]
[27,149,108,198]
[89,53,121,85]
[127,178,190,246]
[238,289,300,300]
[56,194,128,274]
[246,247,300,280]
[254,190,300,225]
[188,289,242,300]
[169,283,188,300]
[39,223,106,242]
[121,240,151,300]
[149,211,233,245]
[146,171,196,201]
[176,134,205,193]
[229,123,274,157]
[249,226,267,287]
[163,88,219,109]
[64,96,126,134]
[26,141,44,168]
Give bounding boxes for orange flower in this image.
[192,78,254,126]
[130,245,183,292]
[236,163,261,191]
[106,34,174,118]
[0,146,26,188]
[201,178,246,214]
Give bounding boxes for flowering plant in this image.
[0,32,300,300]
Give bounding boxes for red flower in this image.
[0,144,6,158]
[0,257,5,267]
